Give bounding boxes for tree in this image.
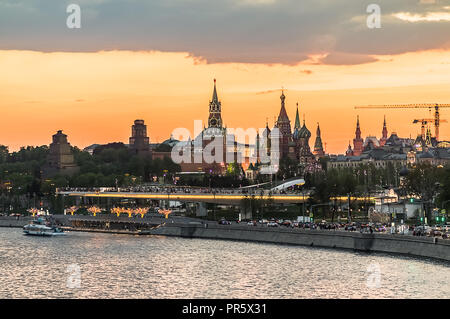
[437,166,450,210]
[403,163,443,222]
[277,157,299,180]
[0,145,8,163]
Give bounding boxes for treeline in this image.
[0,145,181,199]
[70,147,180,189]
[304,162,450,221]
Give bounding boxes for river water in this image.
[0,228,448,299]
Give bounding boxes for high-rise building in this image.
[129,119,151,157]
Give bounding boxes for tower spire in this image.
[380,115,388,146]
[313,122,324,157]
[353,115,363,156]
[276,89,291,158]
[212,78,218,102]
[294,102,301,129]
[208,78,222,128]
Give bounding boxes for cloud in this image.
[0,0,449,65]
[393,11,450,22]
[319,52,378,65]
[256,89,284,95]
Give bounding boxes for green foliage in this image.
[276,157,299,180]
[403,163,442,202]
[0,145,8,164]
[70,149,181,188]
[0,145,181,200]
[437,166,450,209]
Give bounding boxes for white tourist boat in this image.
[23,217,66,236]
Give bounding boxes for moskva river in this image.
[0,228,448,298]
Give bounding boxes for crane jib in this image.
[353,103,449,142]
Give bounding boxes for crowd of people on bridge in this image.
[57,185,301,196]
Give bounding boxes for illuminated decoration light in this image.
[109,207,150,218]
[158,209,172,219]
[87,206,101,217]
[134,207,149,218]
[110,207,123,217]
[66,206,78,216]
[27,208,39,217]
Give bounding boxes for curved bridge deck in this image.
[57,190,374,205]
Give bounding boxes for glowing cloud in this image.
[393,11,450,22]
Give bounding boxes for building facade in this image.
[129,119,151,157]
[42,130,79,177]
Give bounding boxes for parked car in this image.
[267,222,279,227]
[218,219,231,225]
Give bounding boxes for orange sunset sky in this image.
[0,1,449,154]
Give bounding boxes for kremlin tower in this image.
[380,116,388,146]
[353,116,364,156]
[208,79,223,129]
[313,123,325,157]
[345,141,354,156]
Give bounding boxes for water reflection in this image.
[0,229,448,298]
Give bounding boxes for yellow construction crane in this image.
[412,118,448,140]
[354,103,450,141]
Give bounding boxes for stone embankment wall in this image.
[149,223,450,262]
[0,217,32,228]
